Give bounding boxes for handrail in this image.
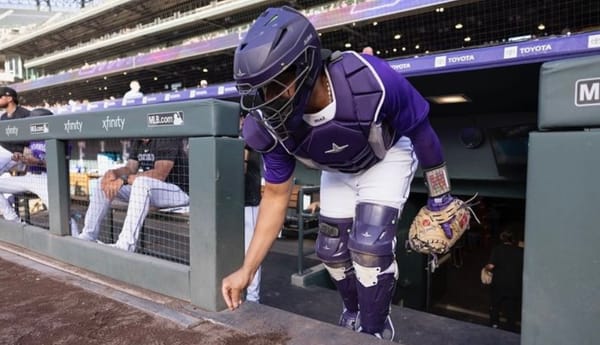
[0,97,245,312]
[0,99,240,143]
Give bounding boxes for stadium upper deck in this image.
[1,0,229,62]
[5,0,600,107]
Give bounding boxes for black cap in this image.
[0,87,18,104]
[30,108,53,116]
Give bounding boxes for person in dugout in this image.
[222,6,462,340]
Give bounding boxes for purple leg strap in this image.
[315,215,353,264]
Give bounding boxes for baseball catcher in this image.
[222,6,469,341]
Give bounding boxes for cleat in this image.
[360,315,395,341]
[338,309,359,331]
[374,315,395,341]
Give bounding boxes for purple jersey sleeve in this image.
[242,114,296,184]
[29,141,46,161]
[28,140,46,174]
[404,119,444,168]
[262,145,296,184]
[363,55,444,168]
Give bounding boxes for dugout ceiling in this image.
[409,62,540,118]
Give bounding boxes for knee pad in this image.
[349,203,399,258]
[322,261,353,281]
[348,203,399,287]
[315,215,353,266]
[353,258,398,287]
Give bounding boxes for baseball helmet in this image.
[233,6,322,138]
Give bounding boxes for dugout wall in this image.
[523,54,600,345]
[0,99,243,312]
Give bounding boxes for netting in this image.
[69,138,190,264]
[9,0,598,107]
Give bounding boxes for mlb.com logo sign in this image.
[575,78,600,107]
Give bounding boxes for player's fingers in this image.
[107,186,116,200]
[230,288,242,310]
[221,283,234,310]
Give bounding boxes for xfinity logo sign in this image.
[102,116,126,131]
[575,78,600,107]
[5,126,18,136]
[64,120,83,133]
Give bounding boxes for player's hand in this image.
[426,194,456,239]
[221,268,252,311]
[102,178,123,200]
[11,152,23,161]
[21,153,37,166]
[306,201,320,214]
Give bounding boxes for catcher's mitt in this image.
[408,198,472,255]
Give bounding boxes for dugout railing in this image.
[0,99,243,312]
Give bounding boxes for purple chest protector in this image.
[243,52,397,174]
[290,52,396,173]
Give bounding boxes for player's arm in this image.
[485,249,497,272]
[129,159,174,184]
[21,154,45,166]
[222,176,293,310]
[105,159,139,182]
[246,178,292,271]
[366,54,458,235]
[101,159,139,199]
[371,54,464,240]
[222,112,296,309]
[362,54,445,171]
[221,177,292,310]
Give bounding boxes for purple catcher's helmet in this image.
[233,6,322,139]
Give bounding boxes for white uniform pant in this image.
[79,176,189,252]
[0,145,18,176]
[319,136,418,220]
[0,173,48,221]
[245,205,261,302]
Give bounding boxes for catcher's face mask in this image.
[240,65,305,140]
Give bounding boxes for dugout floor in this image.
[260,237,520,344]
[0,235,519,344]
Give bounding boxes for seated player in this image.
[0,108,52,223]
[76,137,189,252]
[0,87,31,176]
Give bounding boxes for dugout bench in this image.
[12,191,46,226]
[107,200,190,263]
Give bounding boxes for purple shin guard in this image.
[348,203,399,335]
[356,271,396,334]
[316,216,359,314]
[334,266,359,315]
